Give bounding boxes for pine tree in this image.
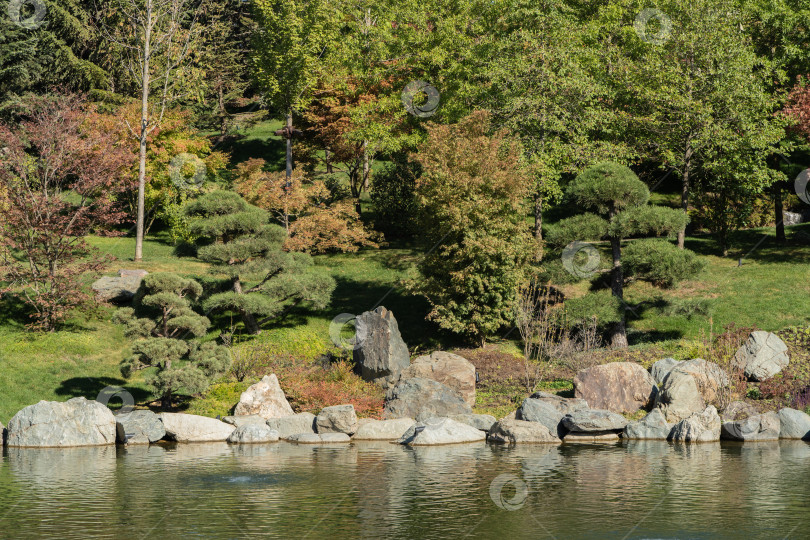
[185,191,336,334]
[548,163,700,348]
[115,273,231,408]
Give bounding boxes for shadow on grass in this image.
[218,134,285,167]
[55,376,151,405]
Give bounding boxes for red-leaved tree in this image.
[785,76,810,142]
[0,94,135,330]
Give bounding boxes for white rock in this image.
[398,417,486,446]
[233,374,294,419]
[158,413,235,442]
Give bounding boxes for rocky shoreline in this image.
[2,315,808,449]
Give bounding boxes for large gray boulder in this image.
[721,412,780,442]
[623,408,673,440]
[397,417,485,446]
[517,398,566,437]
[655,368,706,423]
[732,331,789,381]
[448,413,496,432]
[488,419,560,444]
[399,351,476,406]
[91,269,147,302]
[115,410,165,444]
[561,409,628,433]
[352,418,415,440]
[669,406,721,443]
[157,413,235,442]
[721,401,759,423]
[528,391,589,413]
[353,307,410,386]
[221,414,267,428]
[651,358,680,385]
[7,398,116,447]
[315,405,358,435]
[383,377,471,421]
[233,374,294,419]
[266,412,316,439]
[227,424,279,444]
[777,408,810,440]
[573,362,658,414]
[287,432,351,444]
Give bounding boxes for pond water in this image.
[0,440,808,539]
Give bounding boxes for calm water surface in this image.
[1,440,809,539]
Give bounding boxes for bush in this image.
[623,238,704,287]
[564,290,622,329]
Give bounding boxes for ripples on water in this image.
[1,440,809,539]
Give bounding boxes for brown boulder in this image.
[399,351,476,406]
[573,362,657,414]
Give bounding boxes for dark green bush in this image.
[370,158,420,237]
[623,238,704,287]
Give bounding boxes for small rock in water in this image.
[623,408,673,440]
[267,413,316,439]
[398,417,485,446]
[561,409,628,432]
[352,418,415,440]
[116,410,165,445]
[488,419,560,444]
[315,404,359,435]
[227,424,280,444]
[721,412,779,442]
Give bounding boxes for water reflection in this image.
[0,440,809,539]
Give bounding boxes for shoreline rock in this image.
[573,362,657,414]
[266,413,317,439]
[399,352,476,407]
[398,417,485,446]
[158,413,235,442]
[233,374,294,420]
[316,404,359,435]
[383,377,471,421]
[488,419,560,444]
[7,397,116,448]
[354,307,410,387]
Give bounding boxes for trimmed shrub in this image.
[623,238,704,287]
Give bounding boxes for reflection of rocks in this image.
[7,445,117,491]
[287,433,350,444]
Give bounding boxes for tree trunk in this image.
[218,84,227,137]
[774,182,786,243]
[362,140,370,191]
[609,236,628,349]
[134,0,152,263]
[325,147,333,174]
[233,277,260,334]
[677,144,693,250]
[533,193,543,260]
[283,110,293,233]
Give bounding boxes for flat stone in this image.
[528,391,589,413]
[157,413,235,442]
[721,412,780,442]
[398,417,486,446]
[266,412,317,439]
[221,414,267,428]
[383,377,471,421]
[623,408,672,440]
[227,424,280,444]
[448,413,496,432]
[778,408,810,440]
[669,406,721,443]
[118,269,149,278]
[488,419,560,444]
[733,331,790,381]
[6,397,116,447]
[561,409,628,432]
[573,362,657,414]
[286,432,350,444]
[352,418,416,440]
[353,306,410,386]
[315,404,358,435]
[651,358,680,385]
[563,431,621,443]
[115,410,165,445]
[399,351,476,406]
[233,374,294,420]
[91,273,146,302]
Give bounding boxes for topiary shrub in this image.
[623,238,705,287]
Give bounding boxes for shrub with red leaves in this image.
[0,94,135,330]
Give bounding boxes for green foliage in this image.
[623,239,705,287]
[545,213,608,248]
[369,158,420,238]
[409,111,537,343]
[564,290,622,328]
[186,191,336,333]
[608,205,689,238]
[115,273,231,406]
[567,162,650,214]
